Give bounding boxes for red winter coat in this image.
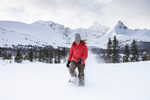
[68,43,88,65]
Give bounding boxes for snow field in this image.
[0,57,150,100]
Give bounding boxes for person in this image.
[66,33,88,86]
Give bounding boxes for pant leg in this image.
[77,64,85,85]
[68,61,77,77]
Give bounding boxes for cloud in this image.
[102,0,150,29]
[0,0,150,29]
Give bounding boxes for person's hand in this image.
[66,61,71,68]
[78,59,83,64]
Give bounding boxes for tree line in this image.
[105,36,150,63]
[1,38,150,64]
[0,45,69,64]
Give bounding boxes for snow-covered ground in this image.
[0,53,150,100]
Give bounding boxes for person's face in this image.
[75,40,80,45]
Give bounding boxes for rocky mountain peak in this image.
[117,21,127,29]
[114,20,128,34]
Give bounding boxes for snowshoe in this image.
[68,77,77,85]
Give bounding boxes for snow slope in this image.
[0,20,69,48]
[105,21,150,47]
[0,53,150,100]
[0,20,150,48]
[0,20,110,48]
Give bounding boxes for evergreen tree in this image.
[34,49,37,62]
[8,53,12,60]
[142,52,148,61]
[38,50,42,62]
[142,56,148,61]
[49,50,53,63]
[106,37,112,63]
[46,49,49,63]
[130,40,139,62]
[28,49,33,62]
[42,48,47,63]
[148,55,150,60]
[43,48,48,63]
[14,49,23,63]
[58,48,61,63]
[54,49,58,63]
[123,44,130,62]
[112,36,120,63]
[4,53,7,59]
[23,55,27,60]
[63,47,67,57]
[61,47,67,63]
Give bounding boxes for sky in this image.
[0,0,150,29]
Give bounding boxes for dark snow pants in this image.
[69,61,85,81]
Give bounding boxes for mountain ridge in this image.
[0,20,150,49]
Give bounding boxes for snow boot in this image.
[78,78,84,86]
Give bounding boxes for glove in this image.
[78,59,83,64]
[66,61,71,68]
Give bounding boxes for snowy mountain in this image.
[0,20,150,48]
[100,21,150,48]
[0,20,71,48]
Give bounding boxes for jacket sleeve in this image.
[82,45,88,61]
[68,46,73,61]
